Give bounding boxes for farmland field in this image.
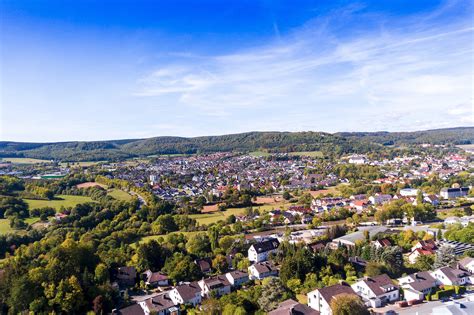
[1,157,52,164]
[108,189,133,201]
[25,195,94,211]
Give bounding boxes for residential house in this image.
[408,240,437,264]
[440,187,469,199]
[142,270,169,287]
[373,239,391,249]
[431,266,470,286]
[248,238,280,262]
[369,194,392,205]
[307,282,357,315]
[198,275,231,298]
[351,274,399,308]
[116,266,137,287]
[458,257,474,274]
[398,271,437,301]
[269,299,319,315]
[169,282,202,306]
[225,270,249,287]
[248,261,279,280]
[139,293,179,315]
[114,303,145,315]
[194,258,212,273]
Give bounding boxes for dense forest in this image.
[1,127,472,161]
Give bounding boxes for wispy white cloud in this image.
[134,1,473,133]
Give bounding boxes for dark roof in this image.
[362,274,398,296]
[253,261,278,274]
[201,275,231,289]
[252,238,280,253]
[175,282,201,301]
[195,258,212,272]
[438,267,470,282]
[116,303,145,315]
[269,299,320,315]
[227,270,249,280]
[144,293,176,312]
[146,271,168,283]
[317,283,357,304]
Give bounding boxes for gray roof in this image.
[333,226,388,245]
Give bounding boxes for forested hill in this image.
[336,127,474,146]
[0,127,472,161]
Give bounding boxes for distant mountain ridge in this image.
[1,127,472,162]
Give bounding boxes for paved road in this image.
[374,293,474,315]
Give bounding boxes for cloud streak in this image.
[135,1,473,133]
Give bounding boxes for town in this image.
[0,141,473,315]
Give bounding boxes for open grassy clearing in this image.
[132,231,201,247]
[191,201,292,225]
[25,195,94,211]
[288,151,323,157]
[108,189,133,201]
[0,217,43,235]
[0,219,15,234]
[1,157,52,164]
[60,161,106,167]
[248,151,271,157]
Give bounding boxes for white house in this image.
[398,271,437,301]
[198,275,231,298]
[248,238,280,263]
[307,282,357,315]
[369,194,392,205]
[430,267,470,286]
[440,187,469,199]
[169,282,202,306]
[458,257,474,274]
[351,274,399,308]
[400,188,419,197]
[225,270,249,287]
[138,293,179,315]
[248,261,278,280]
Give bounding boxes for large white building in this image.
[248,238,279,262]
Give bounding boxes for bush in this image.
[432,288,454,300]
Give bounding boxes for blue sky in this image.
[0,0,472,142]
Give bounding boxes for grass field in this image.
[108,189,133,201]
[288,151,323,157]
[190,201,292,225]
[0,219,15,234]
[133,231,201,247]
[25,195,94,211]
[248,151,271,157]
[0,217,42,235]
[1,157,52,164]
[60,161,106,167]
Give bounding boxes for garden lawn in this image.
[25,195,95,212]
